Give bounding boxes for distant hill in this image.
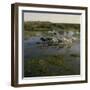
[24,21,80,32]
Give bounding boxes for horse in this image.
[62,37,72,48]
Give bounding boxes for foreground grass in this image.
[24,55,80,77]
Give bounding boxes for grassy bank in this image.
[24,54,80,77]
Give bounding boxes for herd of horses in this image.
[32,30,79,48]
[36,35,77,48]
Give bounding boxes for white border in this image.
[18,6,86,84]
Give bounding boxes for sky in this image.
[24,12,81,24]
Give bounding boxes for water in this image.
[24,36,80,59]
[24,36,80,76]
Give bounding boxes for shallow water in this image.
[24,36,80,76]
[24,36,80,59]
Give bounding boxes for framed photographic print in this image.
[11,3,88,87]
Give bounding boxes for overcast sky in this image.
[24,12,80,24]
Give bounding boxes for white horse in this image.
[72,37,77,41]
[52,37,58,43]
[62,37,72,48]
